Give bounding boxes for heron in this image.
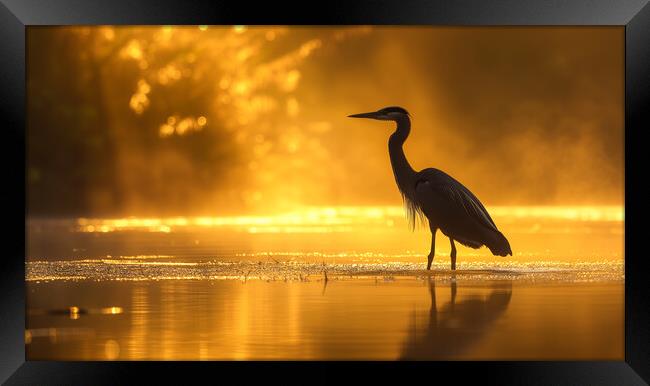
[348,106,512,270]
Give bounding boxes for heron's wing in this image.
[416,168,499,233]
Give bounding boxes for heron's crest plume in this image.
[380,106,410,116]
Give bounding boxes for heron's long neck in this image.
[388,116,417,197]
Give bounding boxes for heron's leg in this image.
[449,238,457,270]
[427,227,437,270]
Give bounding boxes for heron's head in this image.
[348,106,410,121]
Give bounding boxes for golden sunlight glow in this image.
[101,306,124,315]
[28,26,623,217]
[158,115,207,137]
[69,306,80,320]
[25,26,625,362]
[105,339,120,359]
[129,79,151,114]
[74,205,623,234]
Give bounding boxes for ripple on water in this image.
[26,258,624,283]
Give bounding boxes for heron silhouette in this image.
[349,106,512,270]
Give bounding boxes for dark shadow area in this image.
[400,276,512,360]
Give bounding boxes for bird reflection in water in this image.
[400,276,512,360]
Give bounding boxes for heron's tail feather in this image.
[487,231,512,256]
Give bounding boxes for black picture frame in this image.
[2,0,648,384]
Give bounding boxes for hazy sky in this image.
[307,27,623,206]
[28,26,623,215]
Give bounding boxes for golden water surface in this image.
[26,205,624,360]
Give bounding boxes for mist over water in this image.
[28,26,623,216]
[25,26,624,361]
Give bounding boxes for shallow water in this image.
[26,206,624,360]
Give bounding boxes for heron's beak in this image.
[348,111,380,119]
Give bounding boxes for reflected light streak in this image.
[74,205,623,234]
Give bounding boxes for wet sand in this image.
[26,206,624,360]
